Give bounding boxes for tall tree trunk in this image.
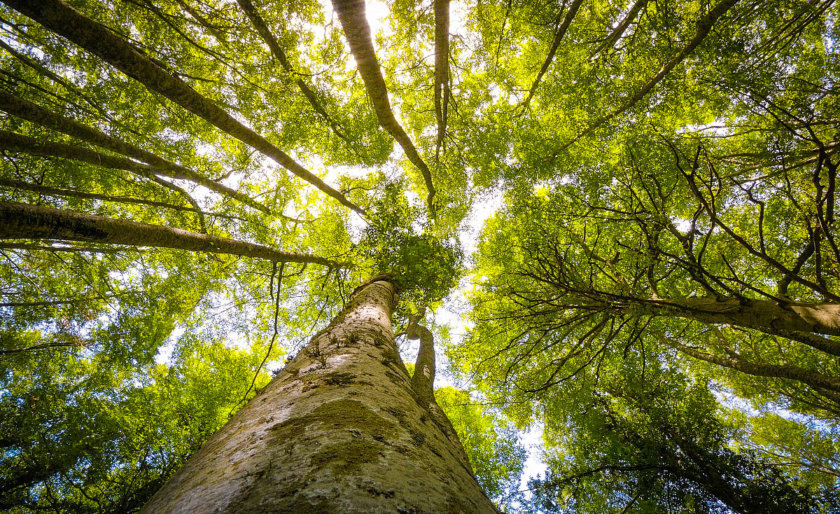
[141,277,496,512]
[0,201,338,266]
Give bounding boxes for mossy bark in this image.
[141,278,497,513]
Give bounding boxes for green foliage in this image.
[358,180,463,306]
[436,387,527,509]
[0,333,275,512]
[530,374,830,512]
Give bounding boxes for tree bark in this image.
[659,333,840,394]
[659,296,840,356]
[0,175,209,232]
[141,278,496,512]
[406,315,473,472]
[0,177,200,216]
[0,201,340,266]
[408,317,436,404]
[433,0,450,160]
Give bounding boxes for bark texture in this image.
[141,279,495,513]
[659,296,840,356]
[408,319,436,405]
[406,315,472,471]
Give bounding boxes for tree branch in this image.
[330,0,436,215]
[0,201,348,267]
[520,0,585,109]
[557,0,741,152]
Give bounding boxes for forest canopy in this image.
[0,0,838,511]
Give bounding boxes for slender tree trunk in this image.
[520,0,584,109]
[0,98,270,214]
[433,0,450,160]
[331,0,437,214]
[141,278,496,512]
[0,201,338,266]
[589,0,648,58]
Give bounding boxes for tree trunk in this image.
[331,0,437,213]
[661,296,840,356]
[0,98,270,214]
[140,278,496,513]
[0,201,339,266]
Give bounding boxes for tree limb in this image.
[521,0,585,109]
[234,0,352,144]
[557,0,741,153]
[0,200,348,267]
[0,96,270,214]
[330,0,436,215]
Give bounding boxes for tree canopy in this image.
[1,0,838,511]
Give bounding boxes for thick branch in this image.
[0,38,126,131]
[4,0,364,215]
[330,0,436,214]
[407,314,436,403]
[0,97,269,213]
[630,295,840,356]
[0,341,80,355]
[0,242,141,253]
[0,201,345,267]
[0,177,204,217]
